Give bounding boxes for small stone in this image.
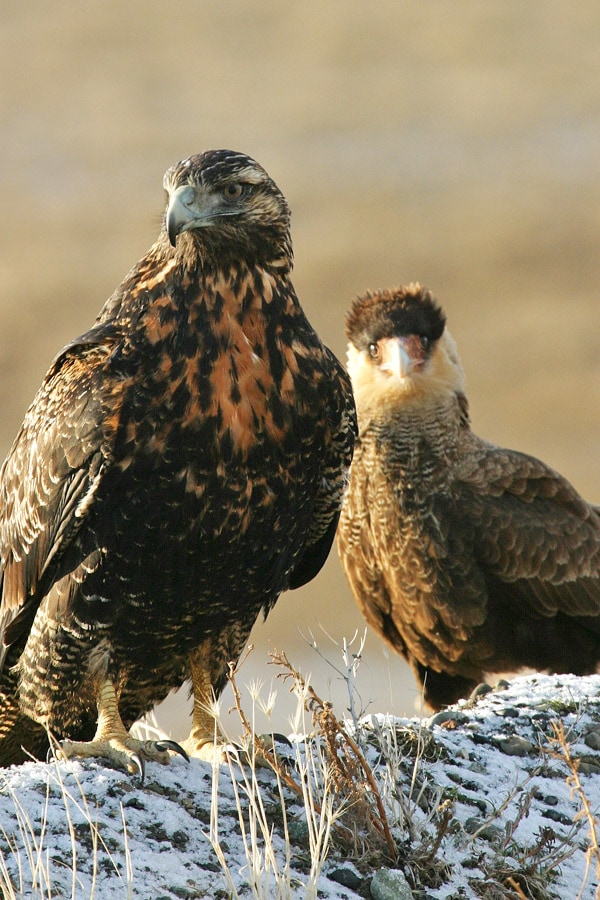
[534,790,559,806]
[106,781,134,798]
[370,867,413,899]
[328,866,362,889]
[464,817,503,843]
[469,682,493,701]
[123,796,146,810]
[171,830,189,849]
[287,820,310,844]
[202,861,222,873]
[543,808,574,826]
[584,731,600,751]
[498,736,535,756]
[429,710,468,728]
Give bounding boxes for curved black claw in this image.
[131,753,145,783]
[155,740,190,762]
[232,732,296,770]
[263,733,295,769]
[50,740,72,764]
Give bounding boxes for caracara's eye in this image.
[368,343,380,360]
[420,335,430,350]
[223,183,244,201]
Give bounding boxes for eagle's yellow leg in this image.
[59,678,184,777]
[179,643,284,767]
[180,644,226,761]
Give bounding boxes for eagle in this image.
[0,150,356,773]
[337,283,600,710]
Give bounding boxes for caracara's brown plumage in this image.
[0,150,356,772]
[338,283,600,710]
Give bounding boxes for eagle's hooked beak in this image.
[166,185,202,246]
[166,183,243,246]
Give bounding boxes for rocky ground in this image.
[1,673,599,899]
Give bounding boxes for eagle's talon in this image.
[227,732,295,770]
[131,752,145,782]
[154,739,189,761]
[56,723,181,776]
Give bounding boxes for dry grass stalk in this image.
[227,648,397,862]
[226,656,357,851]
[549,719,600,900]
[214,654,338,899]
[268,648,397,862]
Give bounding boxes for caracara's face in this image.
[345,284,465,415]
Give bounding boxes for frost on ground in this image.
[1,673,600,899]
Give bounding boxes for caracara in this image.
[338,283,600,709]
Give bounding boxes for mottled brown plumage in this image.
[338,283,600,710]
[0,150,356,771]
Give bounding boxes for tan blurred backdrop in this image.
[1,2,599,739]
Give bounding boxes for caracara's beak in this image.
[378,336,423,379]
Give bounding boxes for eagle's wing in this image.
[0,325,119,665]
[287,350,356,589]
[448,443,600,618]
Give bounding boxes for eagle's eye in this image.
[223,183,244,201]
[368,343,380,360]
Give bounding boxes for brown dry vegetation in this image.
[1,1,599,736]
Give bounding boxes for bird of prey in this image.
[337,283,600,710]
[0,150,356,773]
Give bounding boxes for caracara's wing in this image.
[0,326,120,664]
[337,527,410,657]
[288,350,356,589]
[448,443,600,618]
[336,437,421,656]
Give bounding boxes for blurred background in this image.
[1,2,599,739]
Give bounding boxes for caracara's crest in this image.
[338,282,600,711]
[0,151,356,773]
[346,284,446,352]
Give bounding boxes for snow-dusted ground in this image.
[1,673,599,899]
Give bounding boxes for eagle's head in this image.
[345,283,466,416]
[163,150,292,272]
